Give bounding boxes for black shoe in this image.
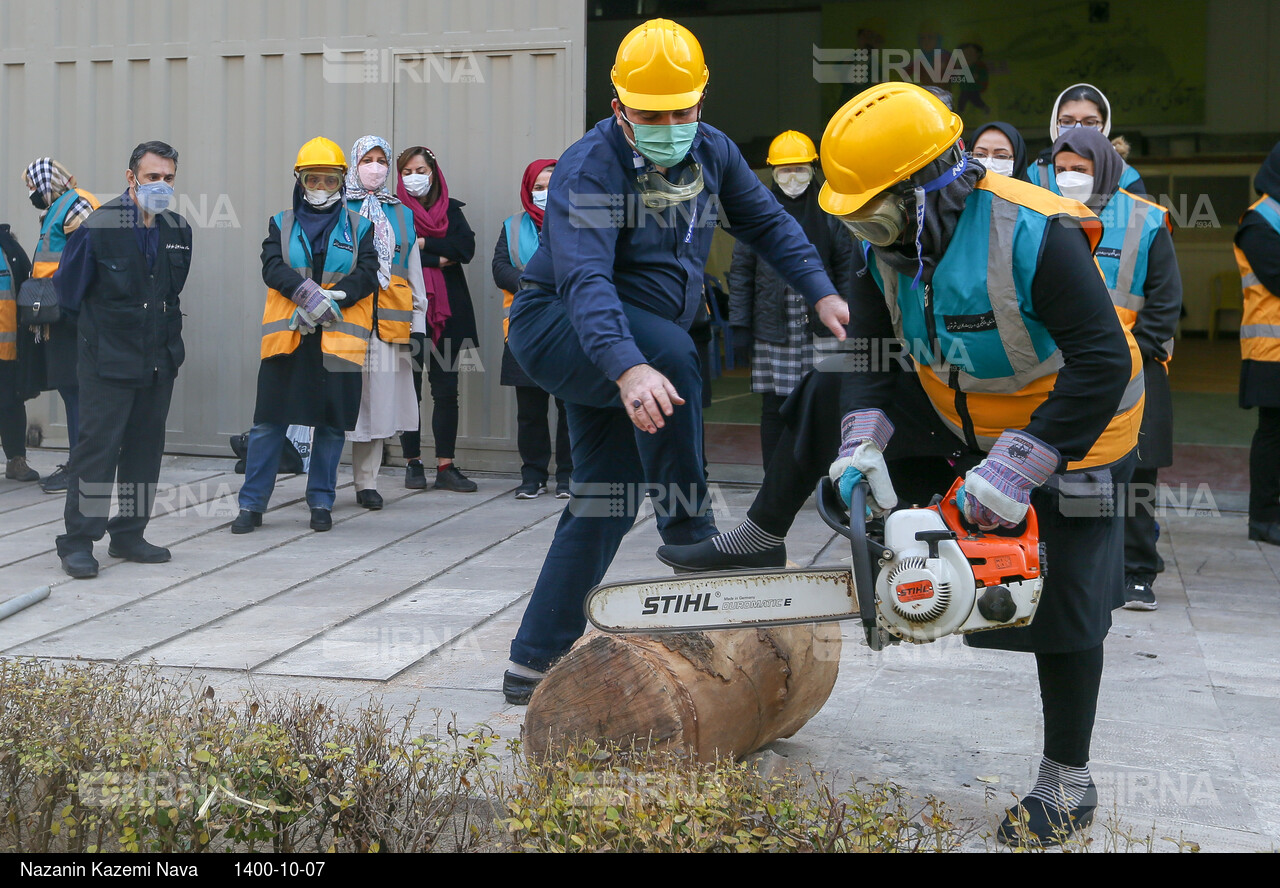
[405,461,427,490]
[434,464,478,492]
[555,480,571,499]
[231,509,262,534]
[656,536,787,573]
[996,787,1097,848]
[40,465,70,494]
[1123,577,1157,611]
[5,455,39,482]
[1155,553,1166,573]
[514,481,546,500]
[108,539,172,563]
[1248,520,1280,546]
[60,550,99,579]
[503,670,543,705]
[310,508,332,532]
[356,489,384,510]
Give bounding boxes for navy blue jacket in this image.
[519,116,837,381]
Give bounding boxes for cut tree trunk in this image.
[522,625,841,760]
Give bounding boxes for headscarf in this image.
[521,158,557,229]
[23,158,93,229]
[1048,82,1113,141]
[345,135,400,289]
[396,147,451,342]
[970,122,1029,183]
[1051,126,1125,213]
[1255,140,1280,197]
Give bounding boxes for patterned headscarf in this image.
[23,158,93,228]
[345,135,400,288]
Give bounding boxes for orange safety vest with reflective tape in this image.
[261,209,374,369]
[348,200,416,344]
[1236,195,1280,365]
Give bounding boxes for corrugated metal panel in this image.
[0,0,586,466]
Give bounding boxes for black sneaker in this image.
[656,536,787,573]
[40,465,70,494]
[555,480,571,499]
[997,786,1097,848]
[404,461,427,490]
[515,481,546,500]
[503,670,544,705]
[434,464,477,492]
[1123,578,1158,611]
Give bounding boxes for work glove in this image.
[290,278,328,315]
[313,291,344,328]
[827,408,897,517]
[956,429,1059,530]
[287,308,316,335]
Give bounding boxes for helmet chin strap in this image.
[910,151,968,289]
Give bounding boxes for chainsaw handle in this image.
[816,479,885,650]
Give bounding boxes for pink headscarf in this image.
[396,149,451,342]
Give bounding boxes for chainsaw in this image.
[585,478,1045,650]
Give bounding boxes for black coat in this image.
[418,198,477,358]
[1237,212,1280,409]
[1129,224,1181,468]
[493,222,537,387]
[253,213,380,430]
[0,224,42,401]
[728,188,855,344]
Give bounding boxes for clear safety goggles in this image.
[634,162,705,209]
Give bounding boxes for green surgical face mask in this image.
[623,112,699,168]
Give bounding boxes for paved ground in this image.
[1,448,1277,852]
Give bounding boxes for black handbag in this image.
[17,277,59,325]
[17,230,60,325]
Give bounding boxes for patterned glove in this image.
[958,430,1060,529]
[287,308,316,335]
[827,409,897,517]
[313,291,344,328]
[290,278,328,316]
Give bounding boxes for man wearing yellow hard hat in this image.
[503,19,849,704]
[661,83,1144,846]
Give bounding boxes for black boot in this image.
[231,510,262,534]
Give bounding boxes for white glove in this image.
[827,409,898,517]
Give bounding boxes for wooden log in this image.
[522,625,841,760]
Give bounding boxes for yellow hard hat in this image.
[294,137,347,172]
[818,83,963,216]
[767,131,818,166]
[611,18,708,111]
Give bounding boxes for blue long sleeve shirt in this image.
[519,116,838,381]
[54,190,158,315]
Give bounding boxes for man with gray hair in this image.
[53,141,193,579]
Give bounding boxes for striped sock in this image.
[711,519,785,556]
[1025,756,1093,809]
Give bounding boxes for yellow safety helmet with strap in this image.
[611,18,708,111]
[294,137,347,172]
[767,131,818,166]
[819,83,963,216]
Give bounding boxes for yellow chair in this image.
[1208,270,1243,340]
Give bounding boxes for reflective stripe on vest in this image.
[1236,194,1280,364]
[869,173,1141,469]
[261,208,374,366]
[359,201,415,344]
[501,212,540,339]
[1094,189,1171,329]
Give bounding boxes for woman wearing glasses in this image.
[231,137,380,535]
[1026,83,1147,198]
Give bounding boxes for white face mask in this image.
[402,172,431,196]
[773,166,812,199]
[304,188,342,209]
[1056,171,1095,204]
[980,157,1015,177]
[531,190,548,210]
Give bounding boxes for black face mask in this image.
[29,191,48,210]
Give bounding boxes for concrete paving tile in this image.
[1213,689,1280,734]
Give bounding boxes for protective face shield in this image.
[773,165,813,198]
[1056,171,1095,204]
[634,162,705,209]
[402,172,431,196]
[838,189,909,246]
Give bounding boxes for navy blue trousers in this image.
[507,291,717,670]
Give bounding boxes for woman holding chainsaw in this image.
[659,83,1143,847]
